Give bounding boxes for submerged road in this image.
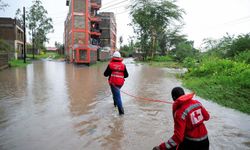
[0,58,249,150]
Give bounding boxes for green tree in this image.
[130,0,184,59]
[55,41,64,53]
[228,33,250,57]
[15,0,53,58]
[158,27,187,55]
[27,0,54,51]
[202,33,234,58]
[120,39,135,57]
[172,41,198,62]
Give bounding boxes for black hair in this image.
[171,87,185,101]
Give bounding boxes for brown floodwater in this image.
[0,58,249,150]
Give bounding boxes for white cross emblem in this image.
[190,108,203,125]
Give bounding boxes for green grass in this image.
[148,61,182,68]
[182,57,250,114]
[27,52,64,60]
[139,55,183,68]
[9,59,31,67]
[183,77,250,114]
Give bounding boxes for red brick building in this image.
[99,12,117,52]
[64,0,102,64]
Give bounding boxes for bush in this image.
[171,41,199,62]
[182,57,197,68]
[183,56,250,114]
[234,50,250,64]
[185,57,250,77]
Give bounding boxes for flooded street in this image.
[0,58,250,150]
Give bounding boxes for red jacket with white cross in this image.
[159,93,210,150]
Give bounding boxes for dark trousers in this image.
[178,137,209,150]
[110,84,124,115]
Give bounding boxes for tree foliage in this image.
[202,33,250,58]
[27,0,54,50]
[171,41,199,62]
[130,0,185,59]
[120,39,134,57]
[229,33,250,57]
[15,0,54,50]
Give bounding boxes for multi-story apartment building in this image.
[64,0,102,64]
[99,12,117,52]
[0,18,24,59]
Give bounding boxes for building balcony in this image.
[90,29,101,36]
[91,38,101,46]
[89,16,101,22]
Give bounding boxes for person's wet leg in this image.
[110,85,117,107]
[112,85,124,115]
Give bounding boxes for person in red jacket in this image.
[153,87,210,150]
[104,51,129,115]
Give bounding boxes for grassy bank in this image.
[27,52,64,60]
[182,57,250,114]
[141,55,183,68]
[9,59,31,67]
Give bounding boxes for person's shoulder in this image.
[191,99,203,106]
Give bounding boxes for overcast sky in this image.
[1,0,250,49]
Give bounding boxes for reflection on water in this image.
[0,59,249,150]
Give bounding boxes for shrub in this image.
[186,57,249,77]
[182,57,197,68]
[234,50,250,64]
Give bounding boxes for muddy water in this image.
[0,58,249,150]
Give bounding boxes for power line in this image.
[220,15,250,25]
[101,0,129,7]
[101,0,129,10]
[101,3,129,12]
[209,15,250,29]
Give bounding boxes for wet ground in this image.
[0,58,250,150]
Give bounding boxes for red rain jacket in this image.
[108,57,125,86]
[159,93,210,150]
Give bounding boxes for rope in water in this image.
[120,89,173,104]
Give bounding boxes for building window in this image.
[74,32,86,45]
[74,0,86,12]
[79,49,87,61]
[74,15,85,29]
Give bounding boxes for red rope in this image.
[120,89,173,105]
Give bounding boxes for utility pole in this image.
[32,30,35,59]
[23,7,26,63]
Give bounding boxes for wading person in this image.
[153,87,210,150]
[104,51,129,115]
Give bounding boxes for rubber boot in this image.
[113,99,117,107]
[118,107,124,115]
